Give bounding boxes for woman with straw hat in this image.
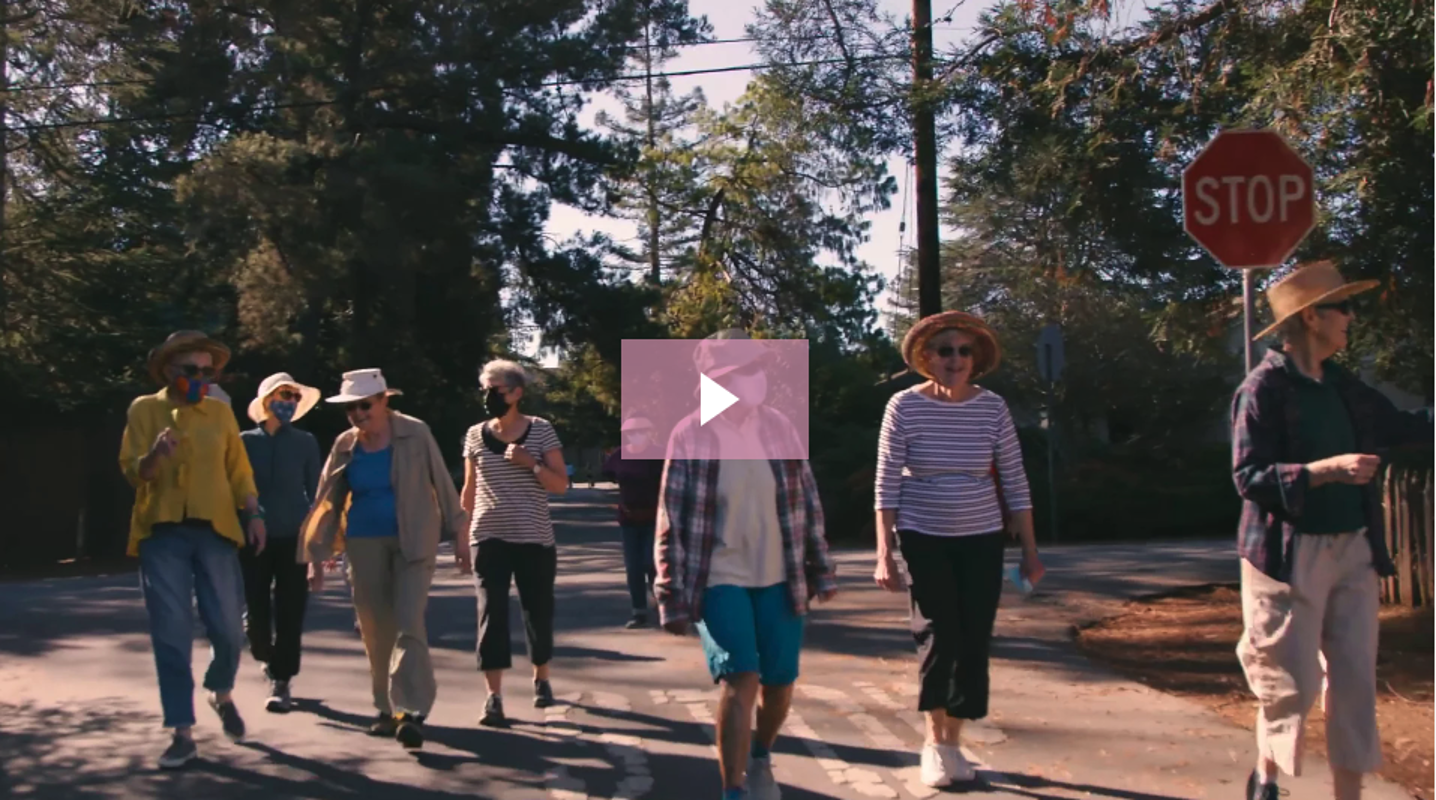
[1232,261,1432,800]
[300,368,470,751]
[239,373,324,713]
[872,310,1044,789]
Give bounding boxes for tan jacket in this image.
[298,411,466,564]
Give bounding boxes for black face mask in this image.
[483,387,511,419]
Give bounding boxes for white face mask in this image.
[727,370,768,407]
[624,432,651,450]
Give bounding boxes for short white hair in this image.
[479,359,528,390]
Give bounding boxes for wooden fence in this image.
[1380,461,1434,607]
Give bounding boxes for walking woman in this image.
[872,311,1045,789]
[602,416,665,628]
[300,368,470,750]
[460,359,568,728]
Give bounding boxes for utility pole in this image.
[911,0,941,318]
[0,0,8,332]
[643,10,662,285]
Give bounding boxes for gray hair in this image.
[1276,313,1307,343]
[479,359,528,390]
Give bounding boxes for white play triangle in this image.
[699,373,739,426]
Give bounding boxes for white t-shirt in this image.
[707,459,787,588]
[462,417,563,546]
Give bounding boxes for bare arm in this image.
[461,457,477,514]
[537,449,568,494]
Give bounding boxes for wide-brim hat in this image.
[620,416,655,433]
[147,330,231,386]
[1254,260,1379,341]
[693,328,772,379]
[248,372,322,423]
[901,311,1002,381]
[324,368,404,404]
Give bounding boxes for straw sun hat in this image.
[1254,260,1378,341]
[146,330,231,386]
[901,311,1002,381]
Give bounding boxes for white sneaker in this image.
[947,745,976,782]
[919,743,952,787]
[747,755,781,800]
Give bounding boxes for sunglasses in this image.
[1316,299,1354,315]
[933,344,975,359]
[344,400,375,414]
[272,390,301,402]
[174,364,217,379]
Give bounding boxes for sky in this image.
[515,0,1002,366]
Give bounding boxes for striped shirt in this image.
[462,417,563,546]
[874,387,1032,537]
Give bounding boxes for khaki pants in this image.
[1236,531,1381,776]
[346,537,438,717]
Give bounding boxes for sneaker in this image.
[368,712,397,737]
[480,694,508,727]
[533,679,556,709]
[265,680,292,713]
[625,611,649,629]
[157,733,197,769]
[919,742,951,788]
[394,713,424,749]
[947,745,976,782]
[1246,770,1280,800]
[209,695,246,742]
[747,755,781,800]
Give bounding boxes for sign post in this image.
[1036,324,1064,544]
[1182,129,1317,372]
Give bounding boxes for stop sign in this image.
[1182,129,1315,268]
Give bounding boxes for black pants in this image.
[239,538,309,681]
[898,530,1005,718]
[474,539,557,671]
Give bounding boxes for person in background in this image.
[240,373,323,713]
[602,416,665,628]
[656,329,838,800]
[566,463,576,488]
[1231,262,1433,800]
[461,359,569,728]
[873,310,1044,789]
[301,369,470,751]
[118,330,267,769]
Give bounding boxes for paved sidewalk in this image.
[0,487,1411,799]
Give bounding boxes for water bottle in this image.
[1004,563,1033,595]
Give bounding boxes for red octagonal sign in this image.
[1182,129,1316,269]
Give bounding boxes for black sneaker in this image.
[368,712,397,737]
[157,733,197,769]
[209,695,246,742]
[533,679,556,709]
[1245,770,1280,800]
[265,680,292,713]
[625,611,648,629]
[480,694,508,727]
[394,713,424,749]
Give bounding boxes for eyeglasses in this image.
[272,390,301,402]
[174,364,217,379]
[933,344,974,359]
[1316,299,1354,315]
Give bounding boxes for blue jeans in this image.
[138,523,246,728]
[620,523,656,611]
[696,583,806,686]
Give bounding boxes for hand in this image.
[150,427,180,460]
[662,619,690,636]
[455,541,473,575]
[874,551,905,592]
[308,562,326,592]
[505,444,537,469]
[323,557,341,573]
[1020,548,1046,587]
[815,588,838,603]
[1314,453,1381,485]
[247,517,267,555]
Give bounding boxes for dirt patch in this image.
[1075,584,1433,799]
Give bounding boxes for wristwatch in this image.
[532,464,543,477]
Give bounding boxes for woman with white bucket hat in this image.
[299,368,470,750]
[239,373,323,713]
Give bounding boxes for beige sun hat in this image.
[1254,260,1379,340]
[900,310,1002,381]
[248,372,322,423]
[146,330,231,385]
[620,416,655,432]
[324,368,404,404]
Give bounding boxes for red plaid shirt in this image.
[654,407,837,626]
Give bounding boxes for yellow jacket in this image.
[119,389,258,555]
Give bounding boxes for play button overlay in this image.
[699,373,739,425]
[620,333,809,460]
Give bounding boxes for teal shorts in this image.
[695,583,805,686]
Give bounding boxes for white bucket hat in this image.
[325,368,404,404]
[620,416,654,433]
[248,372,322,423]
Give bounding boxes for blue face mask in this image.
[270,399,298,424]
